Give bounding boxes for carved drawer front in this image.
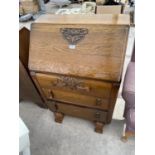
[42,88,109,110]
[36,73,112,99]
[53,101,108,122]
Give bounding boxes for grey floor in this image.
[19,101,135,155]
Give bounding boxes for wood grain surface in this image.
[34,14,130,25]
[29,23,129,81]
[42,87,109,110]
[35,73,112,98]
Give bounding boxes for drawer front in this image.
[53,101,107,122]
[42,88,109,110]
[36,73,112,99]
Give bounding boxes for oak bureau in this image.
[28,14,130,133]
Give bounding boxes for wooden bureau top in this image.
[29,14,129,82]
[35,14,130,25]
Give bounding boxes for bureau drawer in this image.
[53,101,107,122]
[42,88,109,110]
[36,73,112,99]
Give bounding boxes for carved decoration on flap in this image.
[60,28,88,45]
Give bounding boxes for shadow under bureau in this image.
[28,14,130,133]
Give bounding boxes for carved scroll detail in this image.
[52,76,90,92]
[53,76,82,90]
[60,28,88,45]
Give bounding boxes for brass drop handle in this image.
[96,98,102,106]
[54,103,58,110]
[95,112,101,119]
[48,89,54,99]
[76,85,90,92]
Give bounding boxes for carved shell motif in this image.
[60,28,88,45]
